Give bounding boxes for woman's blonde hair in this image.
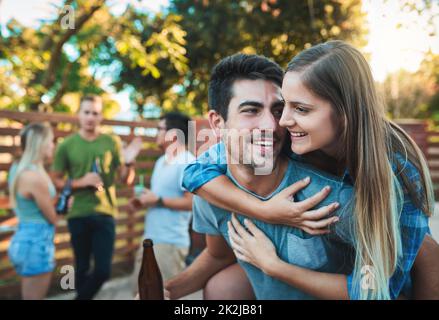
[286,40,434,299]
[9,122,53,207]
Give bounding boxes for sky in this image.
[362,0,439,81]
[0,0,438,119]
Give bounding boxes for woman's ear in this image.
[208,110,225,138]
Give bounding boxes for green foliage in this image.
[165,0,367,114]
[0,0,188,116]
[0,0,367,117]
[380,52,439,119]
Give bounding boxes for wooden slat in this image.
[0,230,13,242]
[139,149,162,157]
[427,163,439,170]
[119,134,155,143]
[0,110,209,298]
[0,242,137,278]
[0,197,11,211]
[135,161,155,170]
[116,188,134,198]
[0,212,143,226]
[0,146,20,154]
[427,154,439,161]
[0,281,20,298]
[428,134,439,141]
[0,127,21,136]
[117,229,143,241]
[0,163,11,171]
[116,214,144,226]
[0,214,144,256]
[0,259,135,298]
[0,251,9,261]
[0,110,158,128]
[0,129,156,144]
[0,267,16,279]
[0,127,70,139]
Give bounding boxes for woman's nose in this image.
[279,108,296,127]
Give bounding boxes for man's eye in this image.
[273,108,283,117]
[243,108,258,114]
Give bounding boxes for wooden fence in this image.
[0,111,437,299]
[396,120,439,199]
[0,110,212,299]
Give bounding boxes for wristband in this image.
[156,197,164,207]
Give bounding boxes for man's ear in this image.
[208,110,225,138]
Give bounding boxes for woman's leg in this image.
[204,263,255,300]
[21,272,52,300]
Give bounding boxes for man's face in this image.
[78,100,103,132]
[43,132,55,164]
[156,119,168,150]
[222,79,286,173]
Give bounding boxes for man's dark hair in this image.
[208,53,284,121]
[160,112,191,145]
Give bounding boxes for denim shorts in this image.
[8,222,55,276]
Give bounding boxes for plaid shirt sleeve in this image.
[181,142,228,192]
[347,157,431,299]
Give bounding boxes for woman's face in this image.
[280,71,341,157]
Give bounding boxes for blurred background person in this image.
[51,95,142,300]
[8,122,58,300]
[129,112,195,295]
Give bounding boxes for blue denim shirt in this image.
[183,142,431,299]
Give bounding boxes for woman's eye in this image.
[295,105,308,114]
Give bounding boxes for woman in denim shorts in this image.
[8,122,58,299]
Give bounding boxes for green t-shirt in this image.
[52,133,124,219]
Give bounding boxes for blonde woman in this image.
[8,122,58,300]
[181,41,436,299]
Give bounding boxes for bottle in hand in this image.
[91,157,101,174]
[91,157,103,192]
[138,239,164,300]
[55,179,72,215]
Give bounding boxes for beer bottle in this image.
[55,179,72,215]
[138,239,164,300]
[134,174,145,197]
[90,157,103,192]
[91,157,101,174]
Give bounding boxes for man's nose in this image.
[258,111,278,131]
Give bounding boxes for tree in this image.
[380,52,439,119]
[0,0,108,112]
[104,9,188,118]
[164,0,367,114]
[0,0,188,117]
[0,0,368,118]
